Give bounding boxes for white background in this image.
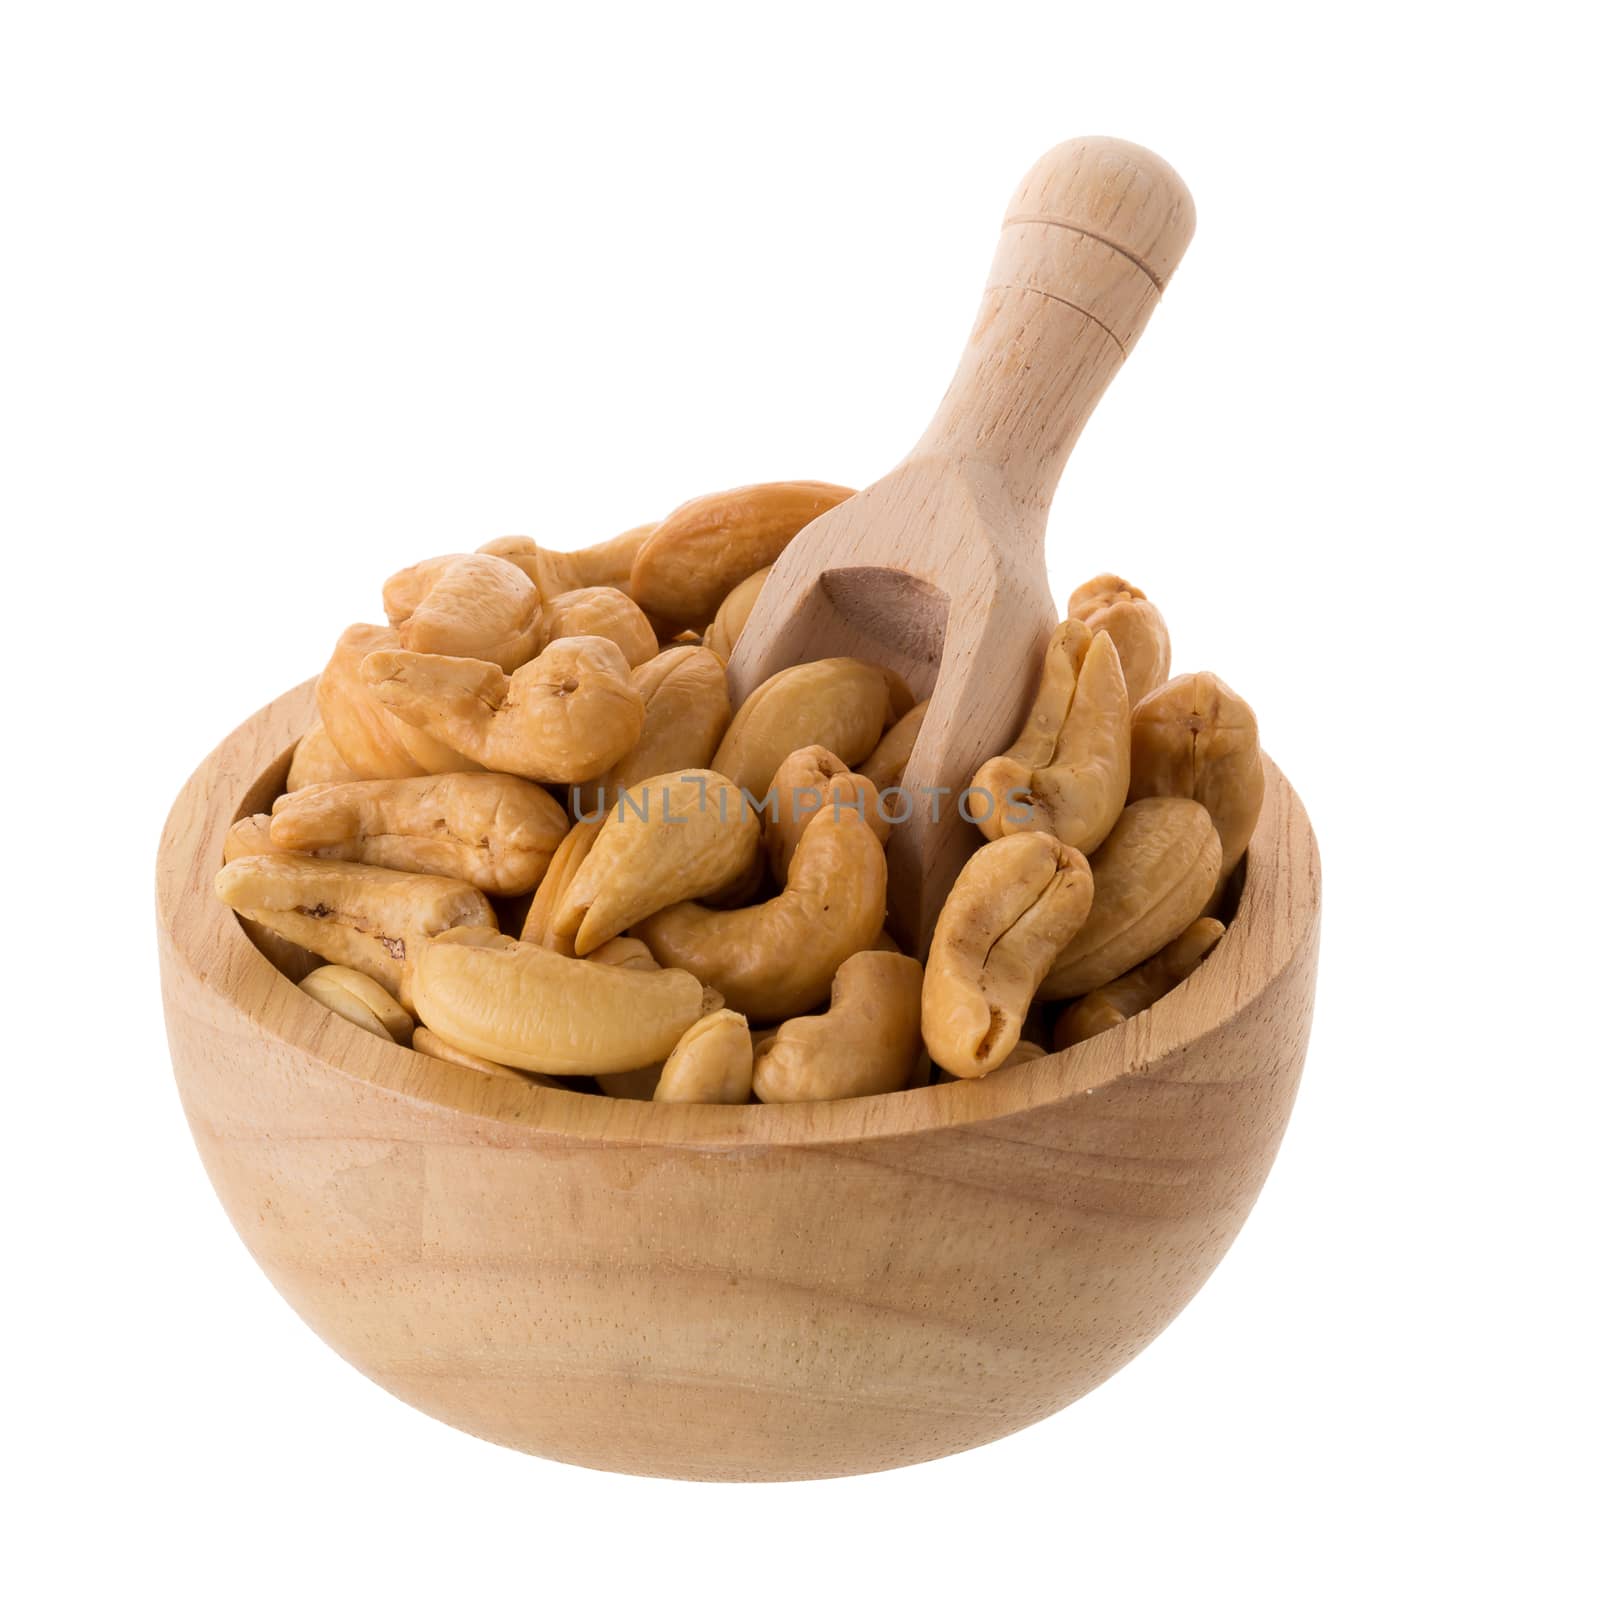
[4,3,1594,1596]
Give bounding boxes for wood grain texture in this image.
[727,138,1197,949]
[157,680,1319,1481]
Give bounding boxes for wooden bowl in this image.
[158,681,1320,1482]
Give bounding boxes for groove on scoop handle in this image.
[916,137,1196,511]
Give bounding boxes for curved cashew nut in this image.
[655,1009,754,1104]
[922,833,1094,1079]
[763,744,890,884]
[970,621,1130,854]
[287,722,360,791]
[1041,798,1221,1000]
[702,566,771,661]
[318,623,483,779]
[361,635,645,784]
[540,585,658,669]
[478,525,657,600]
[1055,916,1225,1047]
[627,481,854,628]
[553,769,761,955]
[637,808,887,1022]
[858,700,928,791]
[1128,671,1264,879]
[386,553,543,673]
[411,926,716,1075]
[214,854,496,1005]
[300,964,415,1046]
[712,657,905,798]
[412,1024,553,1084]
[269,772,570,896]
[753,951,923,1103]
[1067,573,1172,706]
[520,817,602,954]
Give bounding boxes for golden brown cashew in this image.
[413,1024,552,1083]
[763,745,890,884]
[540,585,658,668]
[1041,798,1222,1000]
[701,566,770,661]
[361,635,645,784]
[386,553,543,673]
[478,525,657,599]
[627,481,855,628]
[412,926,716,1075]
[655,1010,754,1104]
[753,951,923,1103]
[922,833,1094,1079]
[573,646,731,817]
[552,770,761,955]
[520,818,602,954]
[637,808,887,1022]
[858,701,928,791]
[287,722,359,791]
[969,621,1130,854]
[318,623,484,779]
[299,965,415,1046]
[712,657,904,797]
[1128,672,1265,879]
[214,855,495,1005]
[269,772,570,895]
[1054,916,1225,1047]
[585,935,660,971]
[1067,573,1172,706]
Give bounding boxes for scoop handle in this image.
[915,137,1195,513]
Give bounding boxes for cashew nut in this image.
[970,621,1130,854]
[1128,671,1264,879]
[1055,916,1225,1047]
[287,722,359,791]
[585,935,660,971]
[552,770,761,955]
[413,1024,551,1083]
[637,808,886,1022]
[1041,798,1222,1000]
[299,965,415,1046]
[701,565,771,662]
[540,585,658,669]
[318,623,483,779]
[1067,573,1171,706]
[268,772,570,895]
[627,481,855,628]
[858,700,928,791]
[763,744,889,884]
[361,635,645,783]
[922,833,1093,1078]
[655,1009,754,1104]
[752,951,923,1103]
[520,817,602,954]
[712,657,905,798]
[385,552,543,673]
[411,926,716,1075]
[478,525,657,600]
[214,854,496,1005]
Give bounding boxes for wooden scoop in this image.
[726,136,1196,950]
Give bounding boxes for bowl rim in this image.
[158,679,1320,1149]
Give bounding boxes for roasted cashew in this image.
[540,585,658,669]
[520,817,601,954]
[411,926,716,1075]
[763,744,890,884]
[637,808,887,1022]
[413,1024,552,1083]
[318,623,483,779]
[655,1010,754,1104]
[585,935,659,971]
[1128,672,1264,879]
[299,965,415,1045]
[970,621,1129,854]
[269,772,569,895]
[287,722,359,791]
[214,854,496,1005]
[361,635,644,784]
[701,566,770,661]
[627,481,855,628]
[922,833,1094,1078]
[1041,798,1222,1000]
[858,700,928,791]
[478,525,657,600]
[384,552,543,673]
[1054,916,1225,1047]
[1067,573,1171,706]
[752,951,923,1103]
[552,770,761,955]
[712,657,905,797]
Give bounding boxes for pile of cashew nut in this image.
[215,481,1265,1103]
